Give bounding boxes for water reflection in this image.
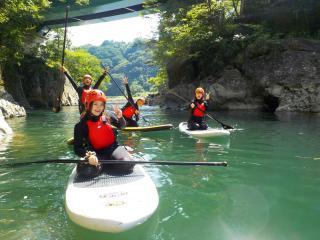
[1,107,319,240]
[0,134,12,162]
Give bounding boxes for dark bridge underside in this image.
[42,1,198,28]
[43,3,144,27]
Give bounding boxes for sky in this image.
[68,14,159,47]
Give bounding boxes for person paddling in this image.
[73,89,134,178]
[60,66,108,113]
[188,87,210,130]
[121,76,145,127]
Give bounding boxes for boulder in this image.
[0,89,26,118]
[0,108,13,135]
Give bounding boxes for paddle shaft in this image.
[107,72,131,105]
[2,159,227,167]
[168,90,233,129]
[61,6,69,66]
[100,64,131,105]
[54,6,69,114]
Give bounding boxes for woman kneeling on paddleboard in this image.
[121,76,145,127]
[73,89,134,177]
[188,87,210,130]
[60,66,108,114]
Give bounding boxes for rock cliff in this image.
[148,38,320,113]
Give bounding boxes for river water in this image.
[0,106,319,240]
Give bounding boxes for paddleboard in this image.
[67,124,173,145]
[179,122,230,138]
[65,165,159,233]
[122,124,173,132]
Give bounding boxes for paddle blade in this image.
[52,97,62,113]
[206,113,234,130]
[222,124,234,130]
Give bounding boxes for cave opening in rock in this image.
[263,95,279,112]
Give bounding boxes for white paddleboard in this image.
[65,165,159,233]
[179,122,230,138]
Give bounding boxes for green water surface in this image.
[0,106,319,240]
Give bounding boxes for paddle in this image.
[61,6,69,67]
[1,159,227,167]
[53,6,69,113]
[103,66,150,124]
[168,90,234,130]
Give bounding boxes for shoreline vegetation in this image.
[144,0,320,112]
[0,0,320,119]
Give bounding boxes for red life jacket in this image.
[193,103,206,117]
[122,105,136,119]
[81,88,91,104]
[86,117,115,150]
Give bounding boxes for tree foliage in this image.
[0,0,91,65]
[0,0,155,96]
[50,0,90,7]
[0,0,50,64]
[145,0,320,90]
[144,0,243,87]
[148,68,168,89]
[83,39,158,96]
[38,29,72,67]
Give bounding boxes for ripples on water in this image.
[0,107,319,240]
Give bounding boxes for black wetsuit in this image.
[187,98,208,130]
[73,111,134,177]
[64,71,107,113]
[121,83,139,127]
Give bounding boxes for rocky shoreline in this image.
[0,89,22,138]
[147,38,320,113]
[0,72,78,137]
[0,89,26,119]
[0,107,13,139]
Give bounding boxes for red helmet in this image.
[85,89,107,110]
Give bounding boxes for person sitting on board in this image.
[60,66,108,114]
[187,87,210,130]
[73,89,135,178]
[121,76,145,127]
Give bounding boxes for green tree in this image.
[146,0,320,91]
[0,0,50,64]
[0,0,93,64]
[38,29,72,67]
[130,81,145,96]
[148,68,168,89]
[144,0,243,88]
